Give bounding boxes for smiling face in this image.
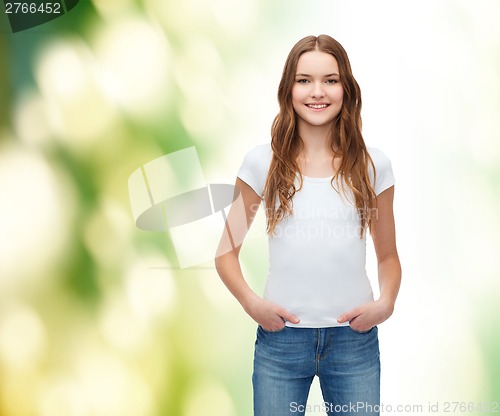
[292,50,344,132]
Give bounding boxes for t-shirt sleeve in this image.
[368,147,395,196]
[236,144,270,198]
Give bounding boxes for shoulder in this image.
[366,146,395,195]
[240,142,273,171]
[237,143,272,196]
[366,146,392,162]
[243,142,272,160]
[366,146,393,169]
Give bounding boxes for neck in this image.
[297,122,338,158]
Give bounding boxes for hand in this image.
[337,299,394,332]
[244,296,300,332]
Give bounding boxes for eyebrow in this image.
[295,73,340,77]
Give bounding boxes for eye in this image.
[296,79,309,83]
[325,79,339,84]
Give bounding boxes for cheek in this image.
[291,88,304,109]
[291,87,301,102]
[333,86,344,102]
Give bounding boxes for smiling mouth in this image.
[305,103,330,109]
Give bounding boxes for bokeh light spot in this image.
[0,303,47,369]
[0,146,75,289]
[93,16,171,120]
[125,255,177,321]
[35,37,118,147]
[183,377,235,416]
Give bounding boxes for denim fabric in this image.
[252,325,380,416]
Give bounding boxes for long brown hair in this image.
[263,34,377,239]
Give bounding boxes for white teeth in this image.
[307,104,328,109]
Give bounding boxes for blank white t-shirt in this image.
[237,143,395,328]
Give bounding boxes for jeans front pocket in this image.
[349,325,376,334]
[258,324,287,334]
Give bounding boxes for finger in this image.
[337,308,360,323]
[278,309,300,324]
[264,316,288,331]
[348,316,364,331]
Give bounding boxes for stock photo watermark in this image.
[2,0,81,32]
[128,147,380,269]
[128,147,242,269]
[290,401,499,414]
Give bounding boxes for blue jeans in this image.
[252,325,380,416]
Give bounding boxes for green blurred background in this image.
[0,0,499,415]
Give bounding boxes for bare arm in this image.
[371,185,402,310]
[215,178,299,331]
[337,185,402,331]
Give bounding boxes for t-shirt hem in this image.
[285,321,351,329]
[376,180,395,196]
[236,172,262,197]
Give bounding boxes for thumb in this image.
[280,309,300,324]
[337,308,359,323]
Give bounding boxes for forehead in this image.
[296,50,339,74]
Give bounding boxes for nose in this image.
[311,81,325,98]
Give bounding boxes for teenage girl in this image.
[215,34,401,416]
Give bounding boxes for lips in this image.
[305,103,330,110]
